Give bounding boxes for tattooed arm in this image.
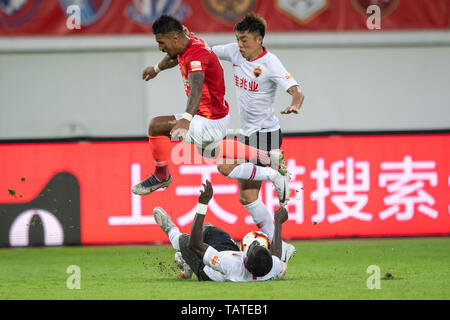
[185,72,205,116]
[169,72,205,140]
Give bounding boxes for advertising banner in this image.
[0,133,449,247]
[1,0,449,36]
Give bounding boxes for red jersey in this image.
[177,36,229,119]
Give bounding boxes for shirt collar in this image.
[250,46,268,62]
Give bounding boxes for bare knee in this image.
[148,117,162,136]
[239,192,259,206]
[148,116,172,136]
[217,163,237,177]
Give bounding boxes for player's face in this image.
[155,33,179,59]
[235,31,263,61]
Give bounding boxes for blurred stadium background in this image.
[0,0,449,297]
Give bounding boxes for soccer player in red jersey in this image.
[132,15,231,195]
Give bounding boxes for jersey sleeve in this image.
[268,54,299,92]
[212,43,238,62]
[184,48,210,74]
[203,246,236,275]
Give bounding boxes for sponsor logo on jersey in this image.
[253,66,262,78]
[126,0,190,25]
[211,255,220,266]
[285,72,292,80]
[0,0,42,28]
[276,0,328,24]
[204,0,254,23]
[190,60,202,72]
[351,0,399,18]
[59,0,111,27]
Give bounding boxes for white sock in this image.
[168,227,182,251]
[244,199,274,240]
[281,241,293,262]
[227,163,277,181]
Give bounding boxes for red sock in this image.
[148,135,172,181]
[218,139,270,165]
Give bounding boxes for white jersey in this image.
[213,43,299,136]
[202,246,283,282]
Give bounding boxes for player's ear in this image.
[257,35,263,45]
[174,31,184,41]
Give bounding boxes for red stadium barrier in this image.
[0,0,449,36]
[0,133,449,246]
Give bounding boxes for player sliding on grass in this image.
[153,180,289,281]
[133,14,290,207]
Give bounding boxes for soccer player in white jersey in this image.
[153,180,288,282]
[211,13,304,275]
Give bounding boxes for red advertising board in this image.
[0,0,449,36]
[0,134,449,246]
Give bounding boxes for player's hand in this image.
[280,106,300,114]
[142,66,158,81]
[274,206,288,224]
[182,25,195,37]
[198,180,213,204]
[168,119,190,141]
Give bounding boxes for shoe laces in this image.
[141,175,161,188]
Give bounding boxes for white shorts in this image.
[174,113,229,150]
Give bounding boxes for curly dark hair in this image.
[234,12,267,38]
[152,14,183,35]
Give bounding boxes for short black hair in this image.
[152,15,183,35]
[246,246,272,277]
[234,12,266,38]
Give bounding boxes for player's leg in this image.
[153,207,182,250]
[178,234,211,281]
[238,179,275,239]
[202,225,240,252]
[218,162,290,206]
[213,138,270,164]
[223,129,287,174]
[153,207,196,279]
[237,180,295,260]
[208,138,287,175]
[132,116,176,195]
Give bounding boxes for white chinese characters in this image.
[379,156,438,221]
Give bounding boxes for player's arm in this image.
[185,72,205,116]
[188,180,213,259]
[212,43,236,62]
[280,85,304,114]
[142,54,178,81]
[169,71,205,140]
[270,207,289,259]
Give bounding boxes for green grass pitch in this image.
[0,237,449,300]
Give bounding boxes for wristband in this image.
[154,64,161,74]
[182,112,193,122]
[197,203,208,215]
